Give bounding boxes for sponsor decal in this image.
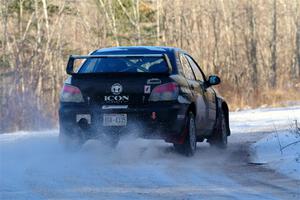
[111,83,123,95]
[147,78,161,84]
[144,85,151,94]
[104,95,129,103]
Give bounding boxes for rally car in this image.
[59,46,230,156]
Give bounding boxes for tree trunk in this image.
[270,0,277,88]
[248,2,258,89]
[156,0,160,45]
[296,19,300,78]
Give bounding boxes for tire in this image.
[209,110,228,149]
[59,126,85,151]
[174,112,197,156]
[102,133,120,148]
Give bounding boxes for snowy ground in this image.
[250,128,300,180]
[1,106,300,199]
[230,106,300,180]
[230,106,300,133]
[232,106,300,180]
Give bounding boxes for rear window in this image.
[78,57,168,73]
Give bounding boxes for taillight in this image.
[60,84,84,103]
[149,82,179,102]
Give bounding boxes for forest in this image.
[0,0,300,133]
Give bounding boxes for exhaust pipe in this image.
[78,118,89,130]
[76,114,91,130]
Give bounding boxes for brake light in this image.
[60,84,84,103]
[149,82,179,101]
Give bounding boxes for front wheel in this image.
[173,112,197,156]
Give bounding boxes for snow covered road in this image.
[1,106,300,200]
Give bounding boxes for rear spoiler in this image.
[66,54,172,75]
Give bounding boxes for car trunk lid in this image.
[71,73,171,106]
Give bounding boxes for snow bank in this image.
[251,126,300,180]
[232,106,300,180]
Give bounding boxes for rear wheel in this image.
[209,110,228,149]
[102,132,120,148]
[173,112,197,156]
[59,126,85,151]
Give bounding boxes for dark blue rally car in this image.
[59,46,230,156]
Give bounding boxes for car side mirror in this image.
[207,75,221,86]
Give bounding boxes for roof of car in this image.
[92,46,182,55]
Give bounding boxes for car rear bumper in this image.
[59,102,189,142]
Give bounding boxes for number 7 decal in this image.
[144,85,151,94]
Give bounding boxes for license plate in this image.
[103,114,127,126]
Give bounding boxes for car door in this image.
[184,55,217,135]
[179,53,208,136]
